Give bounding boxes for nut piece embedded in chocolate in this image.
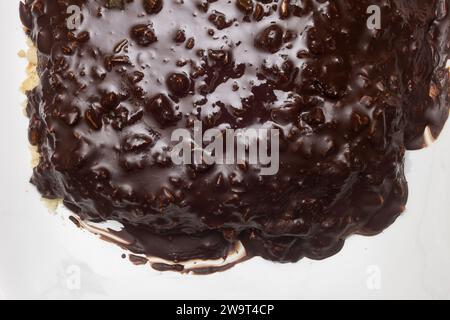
[255,24,285,53]
[143,0,163,14]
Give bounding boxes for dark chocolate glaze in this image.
[20,0,449,269]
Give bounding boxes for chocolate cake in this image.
[20,0,449,272]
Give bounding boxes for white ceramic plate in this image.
[1,0,449,300]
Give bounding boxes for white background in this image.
[0,1,449,300]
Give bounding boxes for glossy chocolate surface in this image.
[20,0,449,270]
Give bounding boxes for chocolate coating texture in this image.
[20,0,449,264]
